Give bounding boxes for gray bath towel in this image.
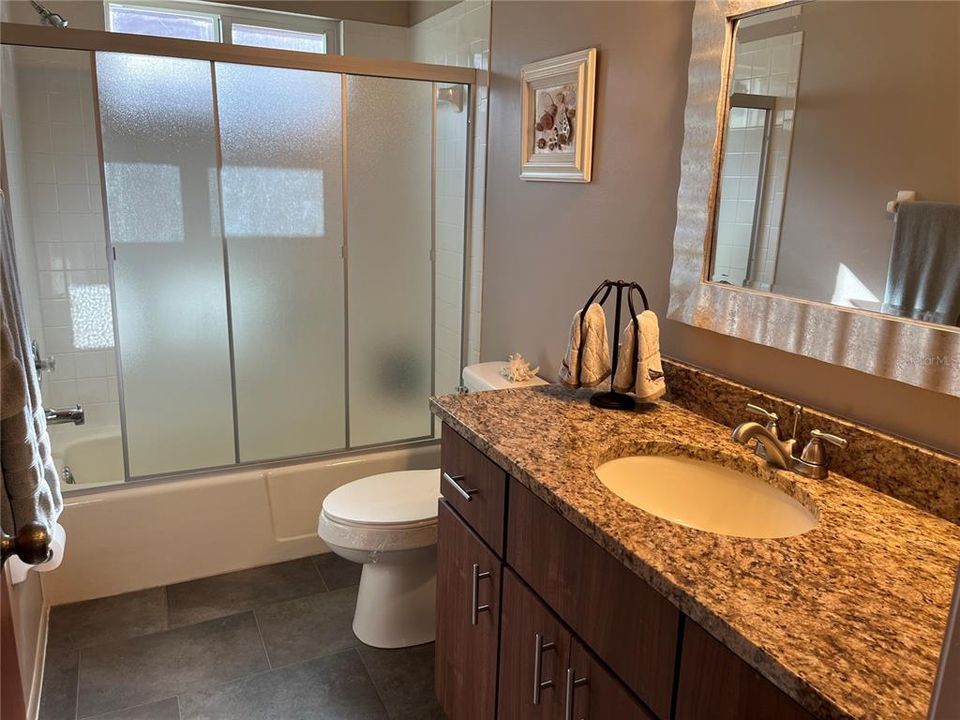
[882,202,960,326]
[1,193,62,537]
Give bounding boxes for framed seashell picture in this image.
[520,48,597,182]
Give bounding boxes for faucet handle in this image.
[746,403,782,439]
[797,429,848,478]
[810,429,847,448]
[746,403,778,422]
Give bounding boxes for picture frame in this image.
[520,48,597,183]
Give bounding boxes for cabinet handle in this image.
[470,562,492,625]
[443,472,479,502]
[533,633,556,705]
[564,667,588,720]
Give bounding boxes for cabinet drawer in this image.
[440,423,507,555]
[507,479,680,720]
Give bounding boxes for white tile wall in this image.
[6,48,121,433]
[341,20,411,60]
[713,29,802,289]
[410,0,490,393]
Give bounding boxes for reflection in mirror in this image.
[710,1,959,327]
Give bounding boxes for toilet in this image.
[317,361,546,648]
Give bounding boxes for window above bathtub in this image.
[104,0,339,54]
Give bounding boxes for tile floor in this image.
[39,555,445,720]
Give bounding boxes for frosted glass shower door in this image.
[216,63,345,461]
[97,53,235,476]
[346,76,434,446]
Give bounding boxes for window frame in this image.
[104,0,341,54]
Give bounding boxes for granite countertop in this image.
[430,385,960,720]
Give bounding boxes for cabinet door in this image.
[507,479,679,719]
[499,569,571,720]
[436,500,502,720]
[675,620,815,720]
[567,638,655,720]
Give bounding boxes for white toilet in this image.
[317,361,546,648]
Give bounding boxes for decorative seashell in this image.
[500,353,540,382]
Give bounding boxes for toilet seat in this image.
[321,468,440,527]
[318,469,441,553]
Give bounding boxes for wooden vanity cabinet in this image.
[435,423,817,720]
[498,569,651,720]
[507,479,679,720]
[675,621,815,720]
[436,500,502,720]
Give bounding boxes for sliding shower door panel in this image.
[346,76,434,447]
[215,63,346,462]
[97,53,235,476]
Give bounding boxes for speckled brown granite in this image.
[662,358,960,524]
[430,385,960,720]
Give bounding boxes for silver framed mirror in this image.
[669,0,960,396]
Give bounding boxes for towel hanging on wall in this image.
[1,189,62,560]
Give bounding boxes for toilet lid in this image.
[322,469,441,527]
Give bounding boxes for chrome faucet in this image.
[45,405,84,426]
[731,403,848,479]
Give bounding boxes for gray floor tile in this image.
[48,588,167,652]
[313,553,362,590]
[358,643,443,720]
[166,559,325,628]
[77,612,268,719]
[179,650,389,720]
[39,648,79,720]
[255,586,360,668]
[88,697,181,719]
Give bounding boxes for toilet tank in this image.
[462,361,548,392]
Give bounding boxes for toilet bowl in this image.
[318,361,547,649]
[318,468,440,648]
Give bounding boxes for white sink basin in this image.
[595,454,817,539]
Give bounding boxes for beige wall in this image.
[774,1,960,305]
[481,0,960,455]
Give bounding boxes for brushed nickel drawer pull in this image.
[470,562,492,625]
[533,632,557,705]
[564,667,588,720]
[444,472,479,502]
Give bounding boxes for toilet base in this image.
[352,545,437,649]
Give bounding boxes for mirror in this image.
[709,1,959,327]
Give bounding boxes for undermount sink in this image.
[595,454,817,539]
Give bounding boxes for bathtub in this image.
[41,441,440,605]
[52,428,124,488]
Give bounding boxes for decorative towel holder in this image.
[575,279,650,411]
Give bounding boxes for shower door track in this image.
[0,23,478,86]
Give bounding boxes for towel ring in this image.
[574,279,652,411]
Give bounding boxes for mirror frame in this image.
[668,0,960,396]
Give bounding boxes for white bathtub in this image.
[52,428,124,488]
[41,441,440,605]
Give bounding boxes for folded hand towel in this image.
[611,319,638,393]
[559,303,611,388]
[635,310,666,402]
